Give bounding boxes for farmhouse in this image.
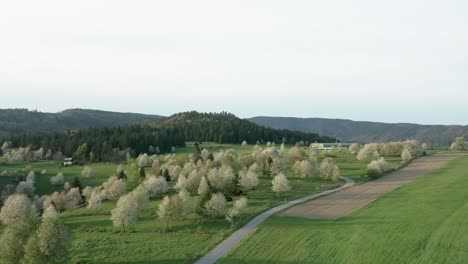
[63,157,74,166]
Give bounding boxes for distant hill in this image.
[249,116,468,147]
[0,108,163,138]
[151,111,336,144]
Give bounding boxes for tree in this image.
[178,188,195,216]
[293,160,317,178]
[450,137,466,151]
[111,194,138,231]
[103,176,127,200]
[175,175,188,191]
[87,188,103,210]
[143,176,168,197]
[357,143,380,161]
[49,173,64,187]
[81,166,94,178]
[271,173,291,196]
[226,196,248,227]
[64,188,82,210]
[22,218,71,264]
[238,170,259,193]
[0,219,34,264]
[15,180,35,197]
[139,167,146,181]
[82,186,93,201]
[157,195,181,232]
[117,164,126,179]
[367,158,389,177]
[73,143,88,161]
[131,185,149,216]
[401,149,412,164]
[349,143,360,155]
[0,194,37,225]
[198,177,210,200]
[72,176,83,192]
[42,205,58,220]
[320,157,341,182]
[204,193,227,218]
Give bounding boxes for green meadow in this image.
[0,143,403,264]
[218,156,468,264]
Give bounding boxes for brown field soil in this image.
[279,153,466,219]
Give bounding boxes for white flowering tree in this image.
[0,194,37,225]
[175,175,188,191]
[50,173,65,187]
[357,143,380,161]
[226,196,248,227]
[143,176,168,197]
[367,158,389,177]
[22,217,71,264]
[450,137,466,151]
[87,188,103,210]
[271,173,291,197]
[349,143,360,155]
[238,170,259,193]
[157,195,181,232]
[0,219,35,264]
[205,193,227,218]
[320,157,341,182]
[401,149,413,164]
[81,166,94,178]
[111,193,139,231]
[64,187,82,210]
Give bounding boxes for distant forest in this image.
[4,112,336,162]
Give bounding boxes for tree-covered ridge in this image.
[153,111,336,145]
[4,112,336,162]
[7,125,185,162]
[0,108,163,138]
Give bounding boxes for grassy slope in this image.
[218,156,468,264]
[0,144,402,264]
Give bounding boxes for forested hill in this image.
[6,112,336,162]
[249,116,468,147]
[151,111,336,145]
[0,108,163,137]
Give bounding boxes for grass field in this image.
[0,143,403,264]
[218,156,468,264]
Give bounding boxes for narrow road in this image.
[279,153,465,219]
[193,177,355,264]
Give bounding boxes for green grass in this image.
[218,156,468,264]
[0,144,403,264]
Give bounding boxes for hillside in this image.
[152,111,336,144]
[0,108,163,138]
[249,116,468,147]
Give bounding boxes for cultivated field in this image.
[218,155,468,264]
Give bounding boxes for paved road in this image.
[193,176,355,264]
[279,153,466,219]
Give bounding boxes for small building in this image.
[63,157,74,166]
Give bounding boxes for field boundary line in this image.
[193,176,355,264]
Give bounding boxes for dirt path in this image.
[279,153,465,219]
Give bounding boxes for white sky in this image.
[1,0,467,125]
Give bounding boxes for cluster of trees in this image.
[34,141,341,233]
[5,125,186,162]
[349,140,424,178]
[450,137,466,151]
[0,171,70,263]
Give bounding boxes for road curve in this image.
[193,176,355,264]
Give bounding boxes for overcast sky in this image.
[1,0,467,125]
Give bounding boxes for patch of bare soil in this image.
[278,154,466,219]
